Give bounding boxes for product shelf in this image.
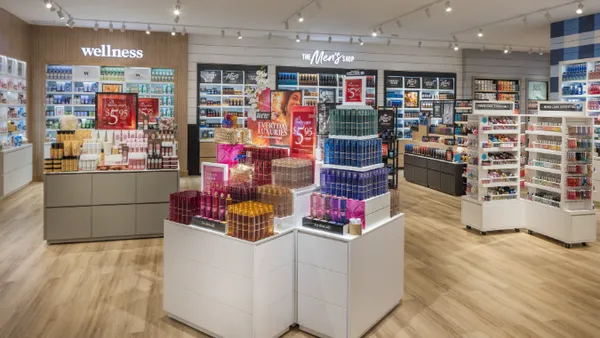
[525,147,562,156]
[525,165,562,175]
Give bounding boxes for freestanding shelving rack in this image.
[523,103,596,248]
[462,101,521,234]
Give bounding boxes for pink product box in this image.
[346,199,366,229]
[217,144,245,168]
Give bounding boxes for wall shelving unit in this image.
[472,78,521,114]
[0,55,27,148]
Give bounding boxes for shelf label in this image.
[125,67,151,82]
[72,66,100,82]
[302,50,355,65]
[302,217,348,235]
[539,102,583,112]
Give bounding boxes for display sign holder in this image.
[342,76,366,106]
[200,162,229,192]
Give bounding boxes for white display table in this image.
[164,220,296,338]
[0,144,32,199]
[296,214,405,338]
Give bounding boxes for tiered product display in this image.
[462,102,522,234]
[454,99,473,146]
[45,65,176,143]
[198,66,265,141]
[384,72,456,139]
[522,105,596,248]
[473,78,521,113]
[0,55,27,150]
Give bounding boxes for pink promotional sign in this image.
[201,163,229,192]
[347,199,366,229]
[216,144,245,168]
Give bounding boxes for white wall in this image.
[188,34,464,125]
[462,49,550,99]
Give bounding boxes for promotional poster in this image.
[200,163,229,191]
[343,76,366,105]
[138,97,159,124]
[290,105,317,159]
[95,93,138,130]
[268,90,302,147]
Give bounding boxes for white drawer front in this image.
[298,262,347,309]
[298,293,347,338]
[298,232,348,275]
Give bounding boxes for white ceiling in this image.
[2,0,599,51]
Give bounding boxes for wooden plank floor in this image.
[1,178,599,338]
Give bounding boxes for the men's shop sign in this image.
[302,50,355,65]
[539,102,583,112]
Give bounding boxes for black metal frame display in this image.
[275,66,378,107]
[383,71,457,141]
[378,107,399,189]
[190,63,266,175]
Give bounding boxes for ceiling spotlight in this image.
[425,7,431,19]
[418,41,422,48]
[171,26,176,36]
[371,29,378,37]
[121,23,126,32]
[182,26,187,36]
[57,8,64,20]
[477,29,484,38]
[378,27,384,35]
[359,37,364,45]
[349,37,353,45]
[315,0,322,10]
[296,34,300,43]
[65,16,74,28]
[109,21,113,32]
[297,12,304,22]
[452,35,458,42]
[268,32,272,40]
[387,39,391,46]
[545,11,552,23]
[453,43,459,51]
[480,44,485,52]
[93,21,99,31]
[445,1,452,12]
[522,16,528,25]
[539,48,544,56]
[528,48,533,55]
[396,20,402,29]
[503,46,509,54]
[174,1,181,15]
[237,31,243,39]
[285,21,289,30]
[306,34,310,42]
[43,0,53,9]
[174,15,180,24]
[577,2,583,15]
[146,25,151,34]
[328,35,332,43]
[508,46,512,54]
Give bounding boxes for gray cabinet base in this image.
[403,154,465,196]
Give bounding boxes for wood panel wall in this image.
[30,26,188,180]
[0,8,31,62]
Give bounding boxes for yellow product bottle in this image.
[258,206,266,240]
[226,194,233,235]
[274,189,282,218]
[248,208,257,242]
[268,205,274,236]
[241,207,249,241]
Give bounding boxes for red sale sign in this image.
[138,98,159,124]
[96,93,138,130]
[343,76,366,105]
[290,105,316,159]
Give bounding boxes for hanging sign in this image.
[95,93,138,130]
[378,108,395,134]
[302,50,355,65]
[200,70,222,83]
[404,77,421,89]
[342,76,366,105]
[423,77,437,89]
[138,98,159,125]
[439,78,454,90]
[290,106,317,159]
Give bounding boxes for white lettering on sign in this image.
[302,50,355,65]
[81,45,143,59]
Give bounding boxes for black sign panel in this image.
[200,70,222,83]
[317,103,336,135]
[386,77,403,88]
[423,77,437,89]
[302,217,348,235]
[246,71,258,85]
[539,102,583,112]
[347,70,365,76]
[432,101,443,118]
[439,78,454,90]
[378,108,395,134]
[223,70,244,84]
[474,102,512,110]
[191,217,227,233]
[405,77,421,89]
